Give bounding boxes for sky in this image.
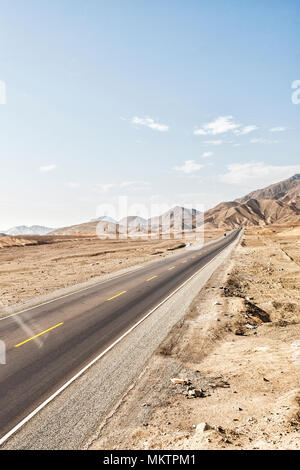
[0,0,300,228]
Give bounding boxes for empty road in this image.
[0,229,240,444]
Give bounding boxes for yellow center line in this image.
[14,322,64,348]
[107,290,127,301]
[168,266,176,271]
[147,275,158,282]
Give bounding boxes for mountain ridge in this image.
[204,174,300,229]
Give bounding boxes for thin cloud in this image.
[203,140,223,146]
[67,182,80,188]
[131,116,169,132]
[234,125,258,135]
[94,181,150,193]
[173,160,204,174]
[270,126,287,132]
[94,183,117,193]
[250,138,281,144]
[120,181,150,190]
[219,162,300,187]
[39,164,57,173]
[202,152,213,158]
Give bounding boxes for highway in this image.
[0,229,240,444]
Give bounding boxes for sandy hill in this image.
[51,221,111,236]
[204,174,300,229]
[0,236,38,249]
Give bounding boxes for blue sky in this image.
[0,0,300,228]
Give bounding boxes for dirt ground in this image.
[0,230,223,309]
[90,224,300,450]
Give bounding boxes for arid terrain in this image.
[0,230,223,311]
[89,224,300,450]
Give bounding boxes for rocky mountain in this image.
[204,174,300,229]
[236,174,300,208]
[3,225,54,236]
[149,206,201,230]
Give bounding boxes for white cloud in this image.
[39,164,57,173]
[219,162,300,187]
[67,182,80,188]
[194,116,259,140]
[194,115,240,136]
[270,126,287,132]
[94,181,150,193]
[234,125,258,135]
[173,160,204,174]
[202,152,213,158]
[131,116,169,132]
[203,140,223,146]
[193,128,207,136]
[94,183,117,193]
[120,181,150,190]
[250,138,281,144]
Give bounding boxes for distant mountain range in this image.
[1,225,54,236]
[4,175,300,236]
[50,206,202,236]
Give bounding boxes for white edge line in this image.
[0,231,241,446]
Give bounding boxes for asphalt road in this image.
[0,229,240,443]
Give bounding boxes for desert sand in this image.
[0,230,223,309]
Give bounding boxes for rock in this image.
[188,388,205,398]
[215,380,230,388]
[170,378,186,385]
[235,327,245,336]
[246,323,257,329]
[196,422,211,433]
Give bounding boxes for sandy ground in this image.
[0,231,223,311]
[90,225,300,450]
